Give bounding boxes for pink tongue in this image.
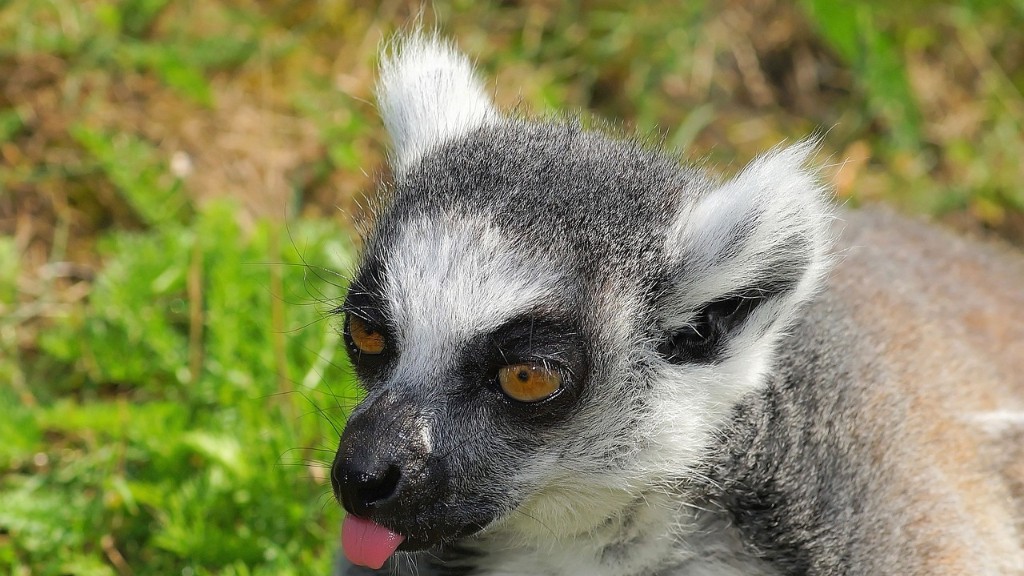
[342,515,406,569]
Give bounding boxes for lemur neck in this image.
[449,491,683,576]
[432,490,768,576]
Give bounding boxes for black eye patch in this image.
[337,261,395,379]
[452,313,589,417]
[484,315,585,374]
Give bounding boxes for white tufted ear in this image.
[660,140,835,349]
[377,34,499,176]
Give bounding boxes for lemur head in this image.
[331,34,832,569]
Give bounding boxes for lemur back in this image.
[329,35,1024,576]
[712,208,1024,574]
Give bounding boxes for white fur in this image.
[471,488,780,576]
[968,410,1024,433]
[378,34,499,176]
[383,216,561,383]
[472,492,685,575]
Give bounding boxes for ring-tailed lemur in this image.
[329,34,1024,575]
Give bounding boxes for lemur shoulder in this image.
[328,34,1024,576]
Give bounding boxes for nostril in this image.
[335,460,402,516]
[360,464,401,505]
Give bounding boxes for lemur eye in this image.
[347,315,386,355]
[497,364,561,403]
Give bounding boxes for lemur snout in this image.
[331,390,434,520]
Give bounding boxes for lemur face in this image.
[331,35,832,569]
[332,125,676,555]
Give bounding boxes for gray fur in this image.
[329,35,1024,575]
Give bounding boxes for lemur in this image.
[329,34,1024,575]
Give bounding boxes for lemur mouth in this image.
[342,514,489,568]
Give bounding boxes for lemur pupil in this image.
[517,370,529,382]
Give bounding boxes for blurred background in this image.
[2,0,1022,574]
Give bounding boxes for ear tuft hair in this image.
[377,33,499,176]
[659,140,834,361]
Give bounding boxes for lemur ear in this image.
[658,141,834,363]
[377,34,499,176]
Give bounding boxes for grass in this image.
[1,0,1022,573]
[2,200,356,574]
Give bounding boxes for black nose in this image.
[332,456,402,517]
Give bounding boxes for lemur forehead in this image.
[382,216,564,347]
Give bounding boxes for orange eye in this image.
[348,316,386,355]
[497,364,562,403]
